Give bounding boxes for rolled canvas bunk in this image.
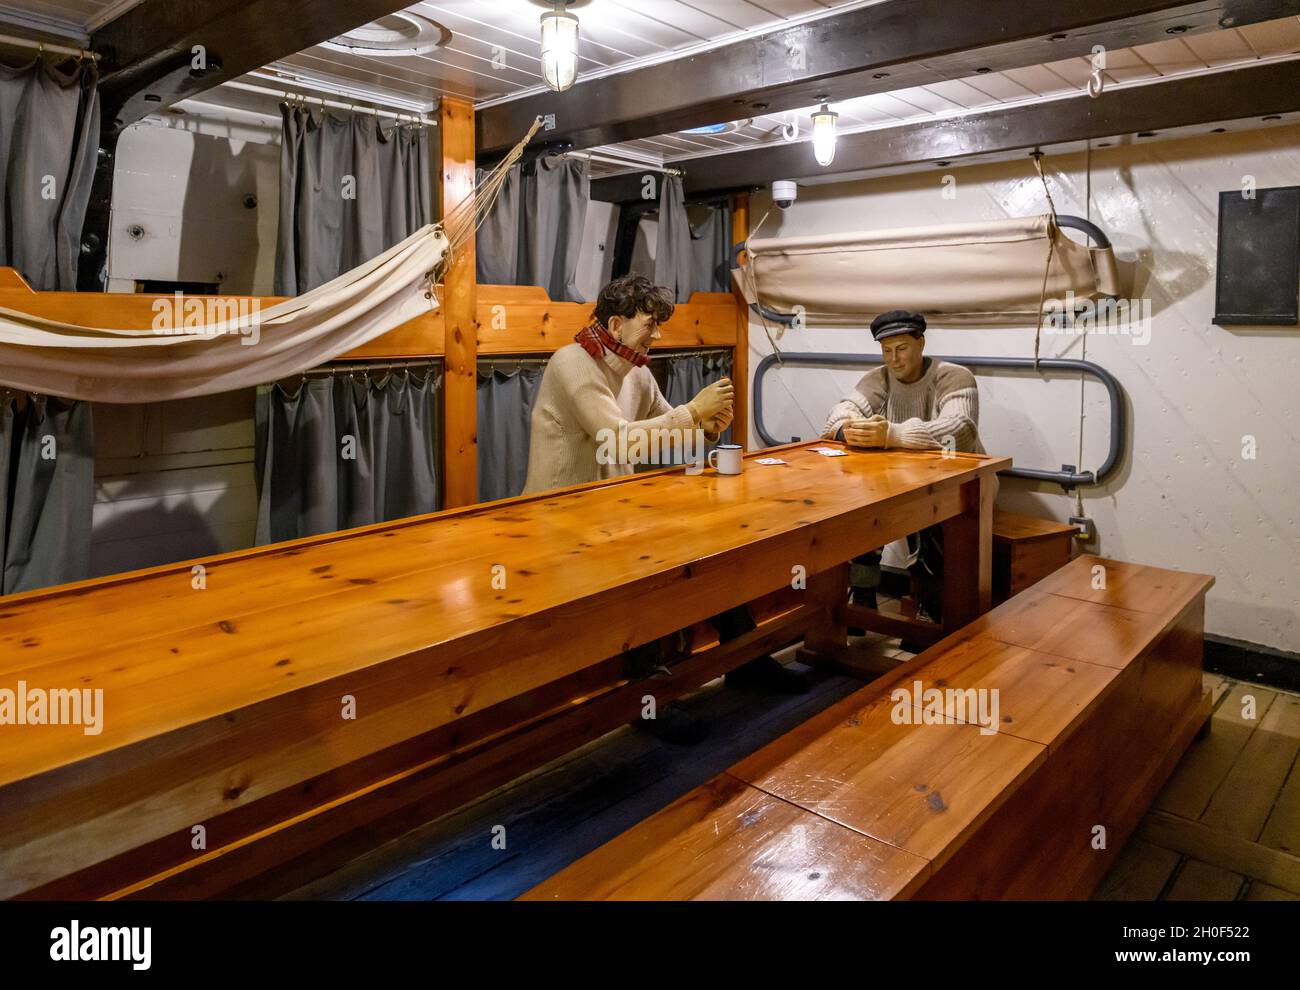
[736,213,1123,327]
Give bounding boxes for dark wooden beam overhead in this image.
[590,58,1300,200]
[91,0,417,132]
[477,0,1300,156]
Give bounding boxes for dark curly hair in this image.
[592,273,675,328]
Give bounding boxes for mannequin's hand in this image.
[701,405,734,436]
[689,377,734,424]
[843,416,888,448]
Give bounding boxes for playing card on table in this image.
[810,447,849,457]
[754,457,787,465]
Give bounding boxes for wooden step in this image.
[991,510,1076,603]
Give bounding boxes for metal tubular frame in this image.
[752,351,1125,488]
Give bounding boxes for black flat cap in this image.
[870,309,926,341]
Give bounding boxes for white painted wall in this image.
[92,108,279,577]
[108,111,280,293]
[91,393,259,577]
[576,200,617,302]
[742,125,1300,652]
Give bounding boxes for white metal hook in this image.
[1087,44,1106,99]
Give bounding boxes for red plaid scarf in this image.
[574,318,650,368]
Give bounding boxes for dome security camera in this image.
[772,179,798,209]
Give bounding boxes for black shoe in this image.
[917,598,943,627]
[633,703,706,745]
[850,586,879,610]
[725,655,811,694]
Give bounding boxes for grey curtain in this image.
[521,156,588,302]
[654,175,694,303]
[0,58,100,291]
[1,392,95,594]
[654,349,734,447]
[477,361,545,503]
[276,106,433,295]
[475,164,520,285]
[475,155,588,301]
[688,202,731,294]
[254,365,442,543]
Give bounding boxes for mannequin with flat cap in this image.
[821,309,986,624]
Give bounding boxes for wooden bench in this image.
[521,554,1214,900]
[992,510,1077,603]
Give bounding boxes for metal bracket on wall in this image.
[752,351,1126,489]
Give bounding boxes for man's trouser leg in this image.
[709,604,756,642]
[714,605,810,693]
[622,604,759,679]
[910,524,945,623]
[621,637,673,681]
[850,550,882,607]
[621,636,705,743]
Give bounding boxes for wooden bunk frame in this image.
[0,97,751,511]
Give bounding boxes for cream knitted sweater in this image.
[822,358,986,454]
[522,343,699,494]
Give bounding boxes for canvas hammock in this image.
[734,213,1123,328]
[0,118,542,404]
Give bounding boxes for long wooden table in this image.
[0,441,1007,899]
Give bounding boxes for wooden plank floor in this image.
[1094,673,1300,902]
[286,647,1300,901]
[285,639,871,901]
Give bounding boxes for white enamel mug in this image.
[707,443,744,475]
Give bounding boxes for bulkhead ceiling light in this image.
[541,4,580,92]
[811,102,838,167]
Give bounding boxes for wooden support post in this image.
[798,562,902,678]
[730,193,750,450]
[439,97,478,508]
[798,562,849,664]
[941,474,994,632]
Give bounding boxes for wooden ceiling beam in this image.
[92,0,418,132]
[477,0,1300,157]
[589,58,1300,200]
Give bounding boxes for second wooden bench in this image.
[522,554,1213,900]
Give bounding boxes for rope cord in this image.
[1030,152,1060,369]
[745,205,787,367]
[1076,142,1094,512]
[439,115,545,267]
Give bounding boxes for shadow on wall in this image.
[89,499,227,577]
[177,130,274,294]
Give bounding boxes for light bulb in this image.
[540,8,579,92]
[811,103,838,167]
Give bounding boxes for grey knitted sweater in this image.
[821,358,985,454]
[522,343,697,494]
